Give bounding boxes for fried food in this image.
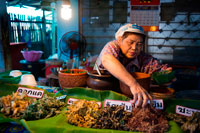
[0,92,35,119]
[66,99,100,128]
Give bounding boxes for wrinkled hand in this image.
[130,82,152,108]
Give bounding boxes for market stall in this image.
[0,73,200,132]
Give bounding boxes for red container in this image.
[45,59,64,78]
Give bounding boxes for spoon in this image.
[95,63,101,76]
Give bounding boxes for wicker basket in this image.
[58,69,88,89]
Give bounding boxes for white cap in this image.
[115,23,145,39]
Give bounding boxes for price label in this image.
[104,99,132,112]
[17,87,44,98]
[56,95,67,100]
[67,98,101,107]
[129,99,164,110]
[152,99,164,110]
[176,105,200,116]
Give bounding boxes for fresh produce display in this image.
[22,94,65,120]
[0,92,35,119]
[167,112,200,132]
[66,100,169,132]
[128,105,169,132]
[66,99,100,128]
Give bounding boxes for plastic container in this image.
[21,50,43,62]
[45,59,64,77]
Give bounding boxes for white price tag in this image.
[176,105,200,116]
[67,98,79,104]
[152,99,164,110]
[67,98,101,107]
[56,95,67,100]
[17,87,44,98]
[104,99,132,112]
[129,99,164,110]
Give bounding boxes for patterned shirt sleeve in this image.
[95,40,120,69]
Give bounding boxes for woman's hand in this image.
[101,54,152,108]
[130,82,152,108]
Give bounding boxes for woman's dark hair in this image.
[122,32,146,42]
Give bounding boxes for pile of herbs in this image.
[22,94,65,120]
[63,69,86,74]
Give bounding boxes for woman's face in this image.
[118,33,144,59]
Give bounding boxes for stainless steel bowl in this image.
[50,67,62,76]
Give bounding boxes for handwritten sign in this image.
[176,105,200,116]
[129,99,164,110]
[17,87,44,98]
[67,98,101,107]
[104,99,132,112]
[56,95,67,100]
[152,99,164,110]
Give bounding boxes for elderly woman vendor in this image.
[95,24,172,108]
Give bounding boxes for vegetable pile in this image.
[22,94,65,120]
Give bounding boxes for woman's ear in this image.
[117,36,123,44]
